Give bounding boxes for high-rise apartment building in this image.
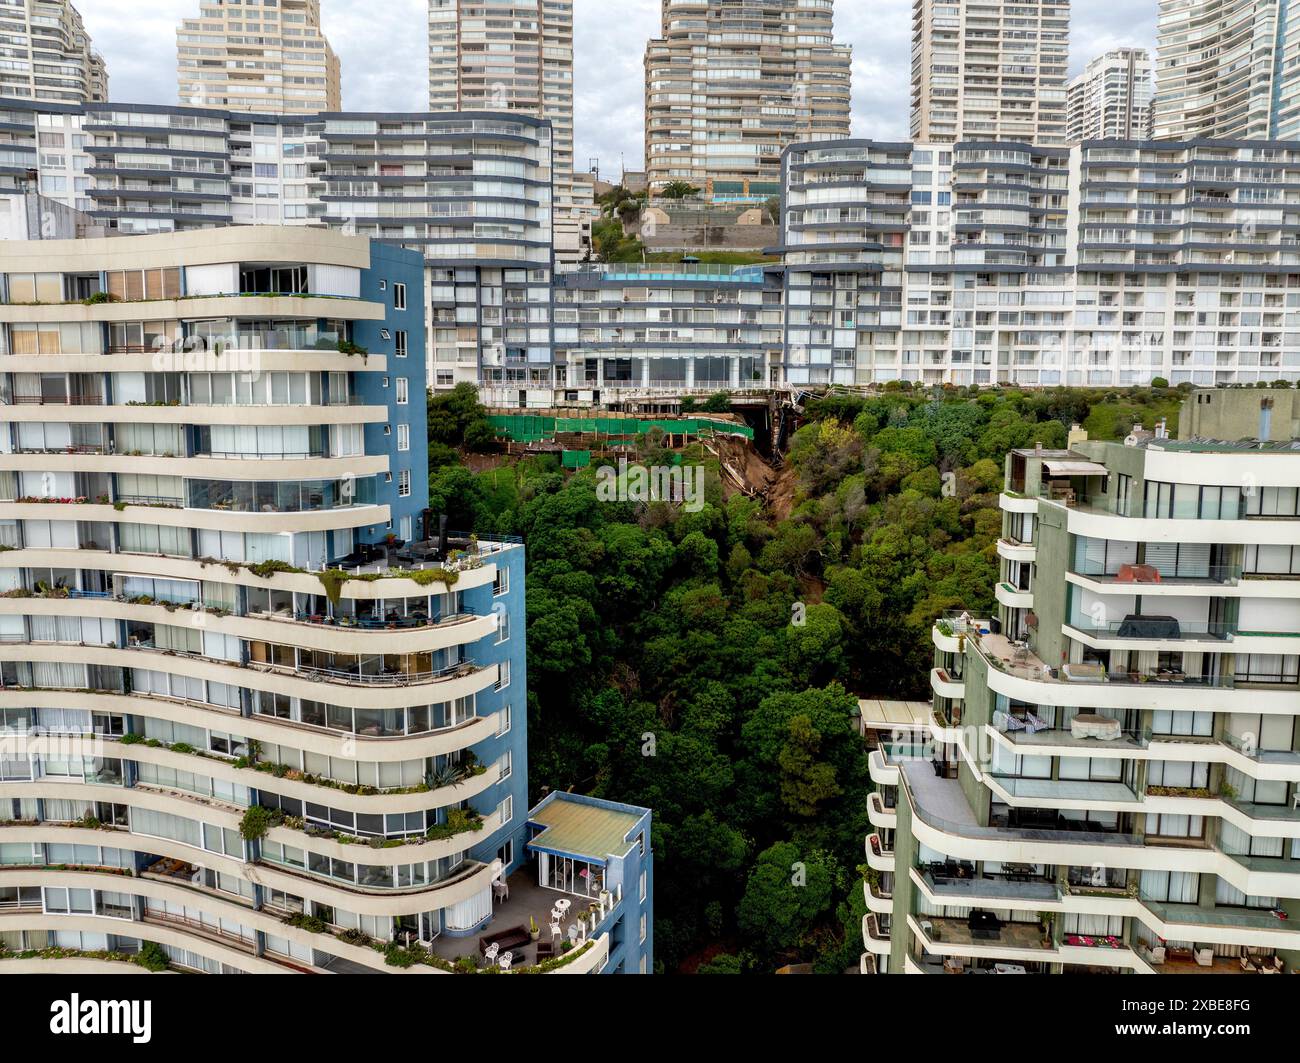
[644,0,852,200]
[0,0,106,104]
[426,0,592,262]
[1067,48,1153,143]
[0,224,653,973]
[910,0,1070,145]
[1152,0,1300,140]
[177,0,341,113]
[862,391,1300,975]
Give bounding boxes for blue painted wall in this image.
[353,241,428,546]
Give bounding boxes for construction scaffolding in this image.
[488,413,755,445]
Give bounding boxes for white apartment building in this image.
[863,399,1300,975]
[910,0,1070,146]
[427,0,592,263]
[0,0,106,104]
[177,0,341,114]
[1153,0,1300,141]
[1067,49,1154,144]
[644,0,852,200]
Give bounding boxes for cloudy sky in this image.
[81,0,1156,179]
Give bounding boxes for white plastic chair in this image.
[550,920,562,941]
[483,942,499,966]
[499,950,513,972]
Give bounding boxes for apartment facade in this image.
[1067,49,1154,144]
[863,396,1300,975]
[0,224,651,974]
[644,0,852,200]
[177,0,342,114]
[1153,0,1300,141]
[0,0,106,104]
[426,0,592,262]
[8,97,1300,398]
[910,0,1070,146]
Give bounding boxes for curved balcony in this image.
[0,452,387,482]
[897,760,1299,899]
[908,914,1151,972]
[0,294,385,326]
[865,832,895,873]
[0,351,387,376]
[0,687,504,763]
[0,866,402,975]
[999,492,1038,514]
[868,749,900,787]
[0,597,499,657]
[867,791,897,830]
[861,913,892,956]
[108,737,505,817]
[996,538,1037,564]
[0,642,499,708]
[930,667,965,701]
[0,399,389,427]
[0,911,294,974]
[862,877,894,915]
[995,582,1034,610]
[0,503,390,537]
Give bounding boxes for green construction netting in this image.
[489,415,753,444]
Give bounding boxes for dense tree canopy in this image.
[428,383,1193,971]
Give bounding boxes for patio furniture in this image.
[1062,661,1106,683]
[943,958,965,974]
[1240,955,1258,972]
[499,951,513,972]
[550,921,562,941]
[536,941,555,961]
[554,897,571,916]
[483,943,499,966]
[1147,947,1166,966]
[1195,948,1214,967]
[1117,564,1161,584]
[1071,713,1123,741]
[994,964,1027,975]
[492,878,509,903]
[1117,614,1181,639]
[478,924,530,955]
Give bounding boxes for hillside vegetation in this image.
[426,383,1200,972]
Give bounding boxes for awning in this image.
[857,699,931,733]
[1042,460,1108,477]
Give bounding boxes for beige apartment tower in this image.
[427,0,591,259]
[911,0,1070,145]
[644,0,852,198]
[0,0,107,104]
[177,0,342,113]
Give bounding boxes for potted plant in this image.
[528,916,540,941]
[1038,912,1053,946]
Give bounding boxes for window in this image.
[395,330,408,358]
[396,424,410,452]
[499,795,513,826]
[496,839,513,870]
[639,912,647,943]
[394,282,407,310]
[495,660,510,692]
[395,378,409,405]
[499,751,512,781]
[495,609,509,644]
[397,469,411,497]
[493,567,509,596]
[497,704,511,737]
[639,868,647,901]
